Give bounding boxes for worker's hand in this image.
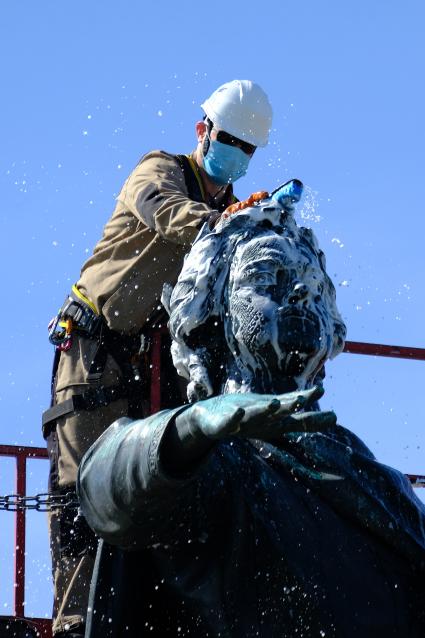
[205,192,270,230]
[222,191,269,220]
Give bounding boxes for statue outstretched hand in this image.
[161,386,336,474]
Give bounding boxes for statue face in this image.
[168,207,347,399]
[226,232,346,389]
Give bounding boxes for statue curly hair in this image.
[163,200,346,402]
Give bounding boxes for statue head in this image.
[164,197,346,401]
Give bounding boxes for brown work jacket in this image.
[78,150,228,332]
[55,150,234,392]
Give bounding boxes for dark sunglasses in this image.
[206,119,256,156]
[215,129,256,156]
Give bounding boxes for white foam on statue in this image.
[163,195,346,402]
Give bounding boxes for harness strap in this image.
[42,382,129,434]
[175,153,238,213]
[86,322,109,383]
[175,154,205,203]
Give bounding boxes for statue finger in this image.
[278,410,336,434]
[219,406,246,436]
[275,385,324,414]
[239,398,282,426]
[273,392,307,414]
[301,385,325,408]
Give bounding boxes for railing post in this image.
[14,452,26,617]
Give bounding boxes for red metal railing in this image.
[344,340,425,361]
[1,338,425,635]
[345,340,425,488]
[0,444,52,637]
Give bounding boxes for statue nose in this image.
[288,283,309,305]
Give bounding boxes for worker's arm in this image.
[117,150,214,247]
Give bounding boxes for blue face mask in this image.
[203,138,251,185]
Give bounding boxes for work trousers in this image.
[46,330,184,635]
[46,326,130,636]
[47,387,128,635]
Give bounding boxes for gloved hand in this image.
[205,192,270,230]
[215,180,303,228]
[222,191,269,219]
[161,386,336,473]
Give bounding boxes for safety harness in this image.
[42,292,150,437]
[42,154,215,438]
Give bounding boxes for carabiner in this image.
[59,318,73,351]
[48,315,73,351]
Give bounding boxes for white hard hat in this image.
[201,80,273,148]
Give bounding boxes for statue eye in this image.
[249,272,276,285]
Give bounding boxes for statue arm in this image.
[161,387,336,473]
[77,407,202,549]
[77,387,335,548]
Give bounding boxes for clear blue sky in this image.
[0,0,424,619]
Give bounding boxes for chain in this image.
[0,492,79,512]
[2,473,424,513]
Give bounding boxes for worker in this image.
[42,80,273,637]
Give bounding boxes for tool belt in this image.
[43,285,150,438]
[48,284,102,351]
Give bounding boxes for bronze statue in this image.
[78,186,425,637]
